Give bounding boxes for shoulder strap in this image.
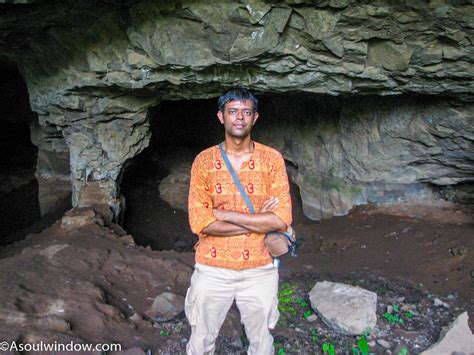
[218,143,256,214]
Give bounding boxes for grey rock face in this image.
[62,109,157,217]
[309,281,377,335]
[420,311,474,355]
[7,1,471,108]
[30,118,71,216]
[257,96,474,220]
[0,0,472,215]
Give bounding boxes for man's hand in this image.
[213,208,225,220]
[259,197,279,213]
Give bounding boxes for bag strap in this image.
[218,143,256,214]
[218,143,296,264]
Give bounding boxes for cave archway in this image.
[0,62,73,246]
[0,62,40,245]
[121,92,472,251]
[120,98,220,251]
[120,94,312,251]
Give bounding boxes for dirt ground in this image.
[121,164,474,329]
[0,191,472,353]
[284,201,474,323]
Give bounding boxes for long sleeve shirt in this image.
[188,141,292,270]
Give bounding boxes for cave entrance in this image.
[121,92,473,251]
[0,62,40,245]
[0,62,72,247]
[121,94,313,251]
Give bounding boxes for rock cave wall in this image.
[256,94,473,219]
[0,0,472,219]
[125,95,473,223]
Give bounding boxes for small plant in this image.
[352,337,369,355]
[322,341,335,355]
[398,346,408,355]
[159,329,170,336]
[310,328,319,344]
[274,339,285,355]
[351,330,370,355]
[277,282,313,323]
[278,283,297,315]
[384,304,414,325]
[295,297,308,308]
[384,311,404,324]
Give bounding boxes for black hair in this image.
[218,88,258,113]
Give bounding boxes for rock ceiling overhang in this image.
[0,0,472,107]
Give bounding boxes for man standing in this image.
[186,88,292,354]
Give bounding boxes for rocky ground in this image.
[0,195,472,354]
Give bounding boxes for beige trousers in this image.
[185,263,279,355]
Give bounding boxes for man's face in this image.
[217,99,259,139]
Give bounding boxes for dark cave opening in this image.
[0,62,41,245]
[120,93,472,251]
[120,95,311,251]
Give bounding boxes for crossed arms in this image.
[202,197,287,236]
[188,151,292,238]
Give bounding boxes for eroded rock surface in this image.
[257,96,474,219]
[158,159,192,212]
[0,0,472,218]
[420,311,474,355]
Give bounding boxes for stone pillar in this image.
[30,117,71,216]
[64,111,152,220]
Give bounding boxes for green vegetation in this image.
[303,168,362,196]
[159,329,170,336]
[276,346,286,355]
[322,341,336,355]
[351,336,369,355]
[384,304,414,325]
[398,346,408,355]
[277,282,314,327]
[275,283,414,354]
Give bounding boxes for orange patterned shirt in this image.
[188,141,292,270]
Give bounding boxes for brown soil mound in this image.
[0,203,472,353]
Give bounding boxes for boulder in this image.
[61,209,103,231]
[146,292,185,322]
[309,281,377,335]
[420,311,474,355]
[158,162,191,211]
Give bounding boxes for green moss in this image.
[303,169,362,196]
